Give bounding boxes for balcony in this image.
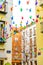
[0,38,6,43]
[0,0,7,15]
[0,20,6,43]
[0,11,7,14]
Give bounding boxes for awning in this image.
[0,51,7,59]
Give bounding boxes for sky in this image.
[0,0,36,28]
[13,0,36,28]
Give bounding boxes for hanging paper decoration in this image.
[26,20,28,25]
[23,26,26,29]
[20,21,22,24]
[2,38,6,41]
[33,19,35,21]
[39,16,42,20]
[10,7,13,11]
[6,34,9,39]
[18,0,21,5]
[11,16,13,20]
[36,15,39,18]
[20,24,22,26]
[20,21,22,26]
[20,26,23,30]
[27,1,29,5]
[13,0,35,28]
[15,24,17,28]
[20,8,23,12]
[35,0,38,5]
[29,16,32,19]
[12,21,15,24]
[29,8,31,12]
[21,16,24,20]
[35,19,38,22]
[31,21,35,25]
[0,5,2,9]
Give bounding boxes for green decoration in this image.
[29,16,32,19]
[2,38,6,41]
[23,26,26,29]
[20,8,23,12]
[15,24,17,26]
[28,24,30,27]
[39,17,42,20]
[31,21,35,25]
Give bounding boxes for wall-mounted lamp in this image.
[40,22,43,33]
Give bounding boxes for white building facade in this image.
[21,24,37,65]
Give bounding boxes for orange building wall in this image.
[12,32,22,63]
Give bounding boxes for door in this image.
[12,62,21,65]
[17,62,21,65]
[0,60,3,65]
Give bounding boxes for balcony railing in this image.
[0,20,6,43]
[0,0,7,14]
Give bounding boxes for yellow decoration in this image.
[0,14,5,19]
[37,9,40,12]
[20,26,23,30]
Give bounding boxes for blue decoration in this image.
[12,21,15,24]
[18,0,21,5]
[29,9,31,12]
[26,21,28,25]
[35,0,38,5]
[14,31,16,34]
[9,24,11,27]
[11,16,13,20]
[20,24,22,26]
[0,5,2,9]
[3,27,7,31]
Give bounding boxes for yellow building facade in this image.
[36,0,43,65]
[0,0,12,65]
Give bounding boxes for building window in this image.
[0,60,3,65]
[0,0,7,12]
[0,21,6,43]
[34,61,37,65]
[30,29,32,37]
[7,50,11,53]
[30,61,33,65]
[33,27,36,36]
[34,48,37,58]
[34,37,36,46]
